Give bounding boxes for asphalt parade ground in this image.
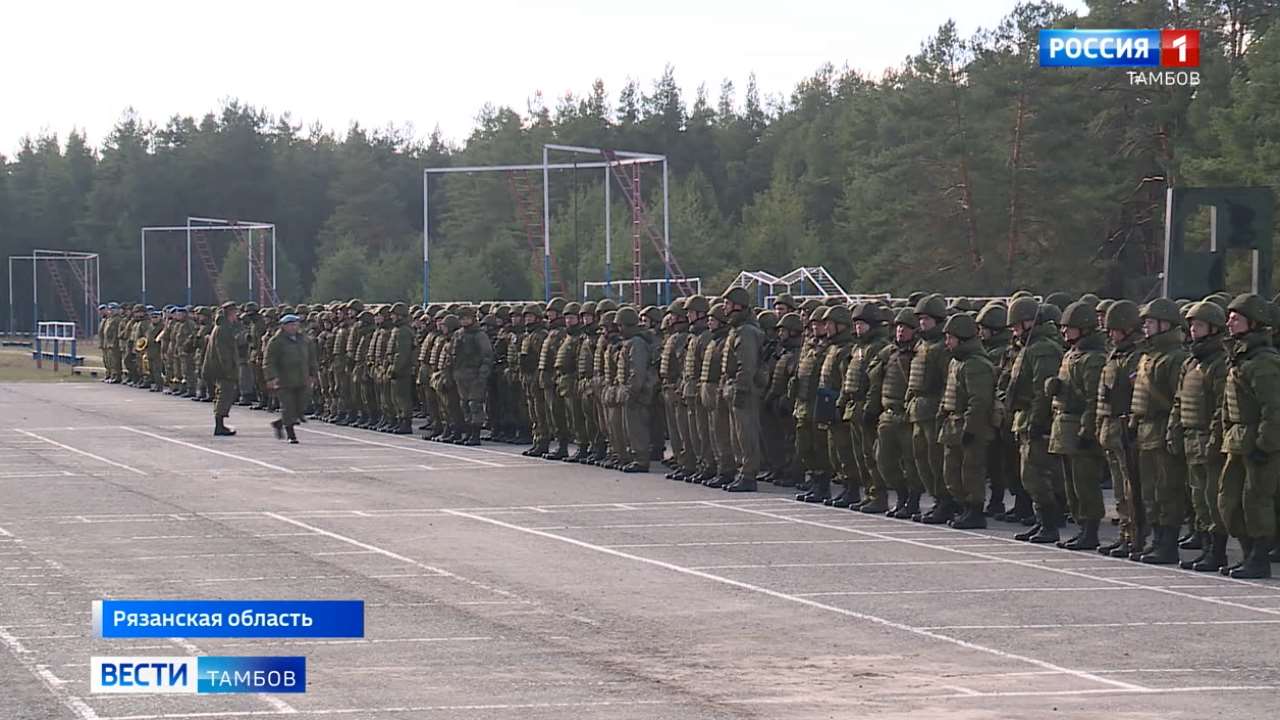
[2,382,1280,719]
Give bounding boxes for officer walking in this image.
[265,314,317,444]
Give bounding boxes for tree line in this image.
[1,0,1278,329]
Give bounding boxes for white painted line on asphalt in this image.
[263,512,522,600]
[97,699,671,720]
[798,587,1136,597]
[943,684,982,697]
[713,503,1280,618]
[921,619,1280,630]
[540,520,792,530]
[689,560,1002,570]
[15,429,147,475]
[443,509,1147,693]
[603,538,895,548]
[218,636,494,648]
[930,685,1280,699]
[119,426,295,474]
[0,524,11,537]
[297,427,507,467]
[0,625,101,719]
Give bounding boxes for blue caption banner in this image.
[93,600,364,638]
[197,656,306,694]
[1039,29,1161,67]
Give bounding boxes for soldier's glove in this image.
[1044,377,1063,396]
[1248,448,1269,465]
[961,431,975,446]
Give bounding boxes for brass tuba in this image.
[135,337,149,353]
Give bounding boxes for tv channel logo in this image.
[91,656,306,694]
[1039,29,1200,68]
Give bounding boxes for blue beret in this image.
[280,314,301,324]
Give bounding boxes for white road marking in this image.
[797,587,1140,597]
[443,509,1147,693]
[0,618,101,719]
[922,619,1280,630]
[119,426,295,474]
[604,538,894,548]
[263,513,521,599]
[689,560,1003,570]
[297,427,506,467]
[14,429,147,475]
[97,699,670,719]
[714,503,1280,618]
[929,685,1280,699]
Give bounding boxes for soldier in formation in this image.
[98,289,1280,578]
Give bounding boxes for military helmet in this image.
[546,296,567,314]
[390,301,409,316]
[906,291,926,307]
[1140,297,1182,325]
[1208,292,1232,309]
[242,301,259,313]
[1078,293,1101,307]
[442,314,461,332]
[1187,300,1227,328]
[667,298,687,316]
[943,312,977,339]
[482,314,501,328]
[600,310,618,326]
[757,309,778,330]
[458,305,477,318]
[683,295,709,315]
[914,293,947,320]
[779,312,804,333]
[1044,291,1073,310]
[850,302,884,324]
[1039,304,1062,325]
[596,297,620,314]
[810,305,830,323]
[563,301,582,316]
[616,306,641,327]
[826,305,852,327]
[522,302,545,318]
[580,301,597,316]
[723,286,752,307]
[1104,300,1141,331]
[773,293,797,311]
[264,307,280,320]
[1096,298,1114,315]
[893,308,919,329]
[478,302,492,315]
[641,305,663,325]
[707,303,728,323]
[1227,292,1271,325]
[799,298,823,314]
[1007,296,1040,325]
[1061,300,1098,331]
[493,305,510,320]
[976,302,1007,330]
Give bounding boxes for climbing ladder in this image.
[242,228,279,306]
[507,171,569,299]
[44,262,82,335]
[191,230,229,304]
[61,257,98,335]
[601,150,696,299]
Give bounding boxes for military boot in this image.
[797,474,831,503]
[705,473,732,488]
[394,418,413,435]
[984,487,1006,518]
[1230,538,1273,579]
[460,425,481,446]
[1221,537,1253,576]
[271,418,285,440]
[1027,508,1061,544]
[1062,519,1100,551]
[1180,531,1213,570]
[827,485,860,509]
[1192,533,1228,572]
[1178,528,1202,550]
[920,496,958,525]
[545,442,569,461]
[213,417,236,437]
[1268,536,1280,563]
[1014,511,1044,542]
[622,461,649,473]
[724,473,758,493]
[567,447,588,463]
[1128,527,1150,561]
[948,504,987,530]
[1057,523,1085,549]
[1141,526,1181,564]
[858,494,889,514]
[891,491,921,520]
[285,424,299,444]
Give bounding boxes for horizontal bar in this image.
[425,158,656,175]
[141,225,272,233]
[545,143,665,160]
[187,216,274,227]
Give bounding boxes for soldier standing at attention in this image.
[765,312,804,488]
[617,306,654,473]
[1169,301,1229,571]
[819,305,857,505]
[979,302,1019,518]
[937,312,996,529]
[389,303,417,434]
[570,303,600,462]
[1218,293,1280,578]
[1006,296,1065,543]
[700,303,734,487]
[1047,301,1108,550]
[539,298,571,459]
[204,301,242,437]
[678,296,712,482]
[844,303,892,512]
[1096,300,1145,558]
[265,314,316,444]
[453,306,494,445]
[660,301,691,477]
[907,294,951,523]
[1131,298,1189,564]
[721,287,765,492]
[520,304,550,457]
[554,302,584,457]
[792,306,830,501]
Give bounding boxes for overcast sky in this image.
[4,0,1088,155]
